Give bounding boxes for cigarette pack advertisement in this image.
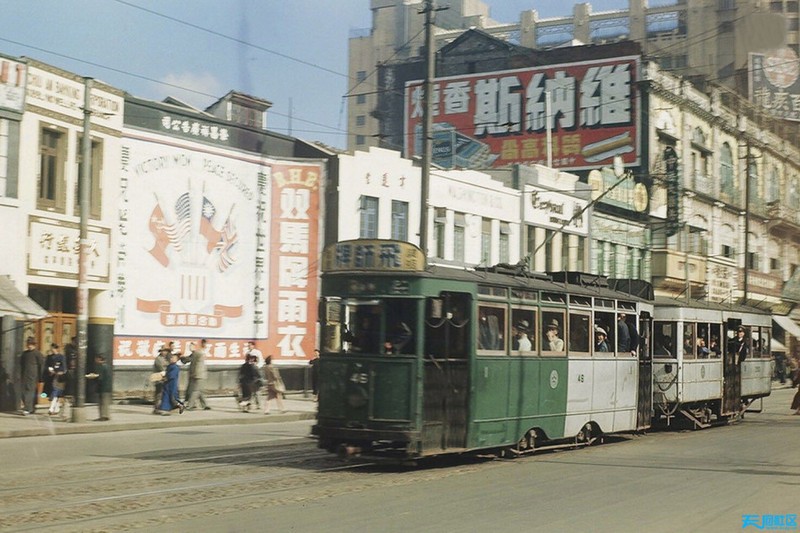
[404,56,641,171]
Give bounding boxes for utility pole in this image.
[73,77,92,423]
[743,140,751,304]
[419,0,436,258]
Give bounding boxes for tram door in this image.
[722,321,741,415]
[422,293,469,451]
[636,312,653,429]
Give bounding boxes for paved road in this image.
[0,387,797,532]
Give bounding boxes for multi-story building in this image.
[353,21,800,356]
[348,0,790,153]
[14,59,124,370]
[0,54,331,402]
[327,146,590,275]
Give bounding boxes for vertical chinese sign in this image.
[404,56,640,171]
[267,162,321,363]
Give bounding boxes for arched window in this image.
[720,142,734,197]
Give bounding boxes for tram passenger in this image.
[709,335,721,358]
[595,328,609,352]
[389,321,413,354]
[696,338,710,358]
[654,335,673,357]
[730,326,749,363]
[546,320,564,351]
[515,320,532,352]
[479,309,501,350]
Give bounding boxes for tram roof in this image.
[324,264,652,303]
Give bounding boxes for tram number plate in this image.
[577,374,585,383]
[350,372,369,384]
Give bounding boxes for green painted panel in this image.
[535,359,569,439]
[473,358,511,420]
[372,361,414,421]
[317,359,349,419]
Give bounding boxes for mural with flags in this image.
[115,137,265,361]
[115,135,323,365]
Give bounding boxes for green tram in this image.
[312,239,655,459]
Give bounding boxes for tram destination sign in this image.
[322,240,426,272]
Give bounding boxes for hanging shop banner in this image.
[405,56,641,171]
[750,48,800,122]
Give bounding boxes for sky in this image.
[2,0,632,149]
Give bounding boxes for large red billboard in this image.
[404,56,641,171]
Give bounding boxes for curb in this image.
[0,411,316,439]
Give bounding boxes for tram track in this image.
[0,438,499,532]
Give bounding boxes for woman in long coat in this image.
[158,353,185,415]
[262,355,286,414]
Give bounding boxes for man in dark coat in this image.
[18,337,44,415]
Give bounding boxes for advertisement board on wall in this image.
[0,55,26,112]
[114,136,321,365]
[750,48,800,122]
[405,56,641,171]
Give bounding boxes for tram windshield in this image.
[321,297,418,355]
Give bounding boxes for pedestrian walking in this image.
[42,343,66,401]
[158,352,185,416]
[47,352,67,416]
[262,355,286,414]
[181,339,210,410]
[309,349,320,401]
[86,354,112,421]
[792,367,800,415]
[18,337,44,415]
[152,347,169,413]
[237,355,260,412]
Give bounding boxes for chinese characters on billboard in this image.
[404,56,641,171]
[114,138,321,365]
[750,48,800,121]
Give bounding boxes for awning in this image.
[773,314,800,339]
[771,338,787,353]
[0,276,48,321]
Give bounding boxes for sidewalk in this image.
[0,393,317,439]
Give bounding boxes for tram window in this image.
[752,327,770,359]
[569,296,591,307]
[511,308,536,355]
[384,298,417,355]
[346,304,382,354]
[653,321,677,358]
[569,312,591,354]
[708,323,722,358]
[426,293,470,358]
[477,304,506,353]
[616,312,638,355]
[541,310,566,354]
[594,311,615,354]
[542,292,566,304]
[696,323,711,358]
[478,285,507,298]
[682,323,696,360]
[595,298,614,309]
[511,289,537,302]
